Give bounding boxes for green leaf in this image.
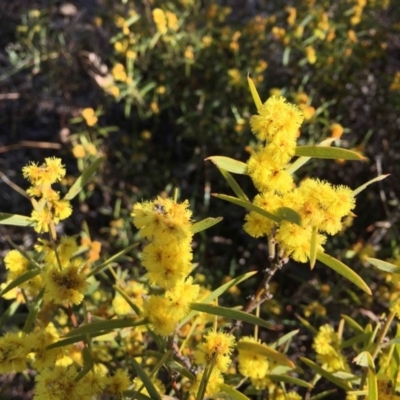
[341,314,364,333]
[179,271,257,327]
[64,157,104,201]
[287,138,336,175]
[237,341,294,368]
[75,347,94,382]
[0,213,32,227]
[205,156,247,174]
[131,358,162,400]
[270,329,299,349]
[316,251,371,295]
[366,257,400,274]
[310,227,317,270]
[113,285,142,315]
[63,318,147,338]
[295,146,365,160]
[87,242,138,278]
[300,357,352,390]
[123,391,152,400]
[47,329,120,349]
[0,269,41,297]
[367,367,378,400]
[217,168,249,201]
[282,46,291,66]
[341,332,372,350]
[274,207,302,226]
[247,75,262,111]
[196,357,216,400]
[309,389,338,400]
[0,301,20,329]
[267,374,313,388]
[190,303,276,331]
[353,175,389,196]
[295,314,318,335]
[191,217,223,234]
[22,288,44,334]
[354,351,375,368]
[164,359,195,381]
[220,383,251,400]
[212,194,280,224]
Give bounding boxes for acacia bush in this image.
[1,0,400,399]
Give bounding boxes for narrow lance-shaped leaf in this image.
[341,314,364,334]
[353,175,389,196]
[63,317,147,338]
[270,329,299,349]
[353,351,375,368]
[367,257,400,274]
[310,227,318,270]
[267,374,313,389]
[274,207,302,226]
[22,288,44,334]
[87,242,138,278]
[247,75,262,111]
[316,251,371,295]
[64,157,104,201]
[205,156,247,174]
[212,194,280,224]
[0,269,41,297]
[196,356,216,400]
[217,168,249,201]
[367,367,378,400]
[309,389,338,400]
[190,303,276,330]
[287,138,336,175]
[295,146,366,160]
[282,46,291,66]
[179,271,257,327]
[191,217,223,234]
[220,383,251,400]
[74,347,94,382]
[0,213,33,227]
[237,341,294,368]
[296,314,318,335]
[300,357,352,390]
[113,285,142,316]
[131,358,162,400]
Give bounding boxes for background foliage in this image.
[1,0,400,398]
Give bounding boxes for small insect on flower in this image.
[154,203,167,215]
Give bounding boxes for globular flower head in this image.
[132,197,192,243]
[276,221,326,263]
[42,261,88,305]
[4,249,30,278]
[0,332,30,373]
[105,369,131,397]
[141,239,193,289]
[143,295,180,336]
[247,152,293,194]
[250,96,304,142]
[238,336,269,380]
[23,157,66,186]
[195,330,236,373]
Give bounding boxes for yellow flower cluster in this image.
[22,157,72,235]
[245,95,356,262]
[152,8,179,35]
[132,197,199,335]
[238,336,270,387]
[313,324,348,372]
[189,330,236,397]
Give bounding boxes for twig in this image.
[0,140,62,154]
